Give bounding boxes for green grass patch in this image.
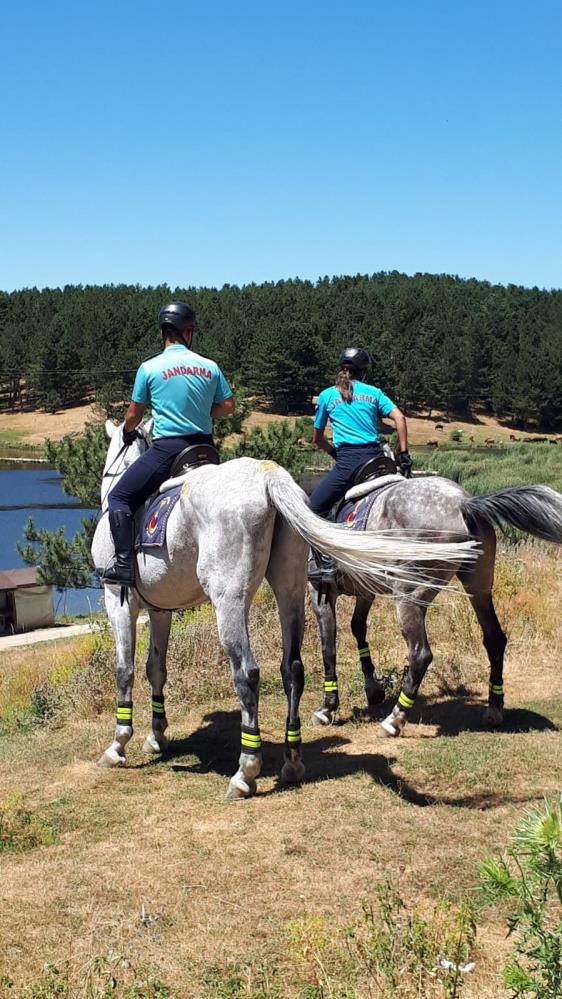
[414,442,562,493]
[0,793,57,854]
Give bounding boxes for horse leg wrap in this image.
[116,701,133,734]
[151,697,167,728]
[323,678,339,710]
[489,683,504,699]
[285,718,302,752]
[397,690,415,711]
[240,725,262,755]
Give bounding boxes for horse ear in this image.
[143,418,154,435]
[105,420,117,439]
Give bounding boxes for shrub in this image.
[478,796,562,998]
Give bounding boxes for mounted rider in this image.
[102,301,234,587]
[308,347,412,580]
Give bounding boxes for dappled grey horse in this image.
[309,475,562,735]
[92,423,477,797]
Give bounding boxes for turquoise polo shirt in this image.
[131,344,233,439]
[314,381,396,447]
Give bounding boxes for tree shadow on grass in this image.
[157,709,549,811]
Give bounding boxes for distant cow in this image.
[427,440,439,448]
[435,423,444,431]
[509,434,520,441]
[484,437,495,446]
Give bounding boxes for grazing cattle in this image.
[484,437,495,446]
[427,440,439,447]
[435,423,444,431]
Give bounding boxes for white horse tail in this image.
[462,485,562,544]
[261,462,478,591]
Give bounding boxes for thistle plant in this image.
[478,796,562,998]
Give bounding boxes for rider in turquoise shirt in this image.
[308,348,412,583]
[311,348,412,514]
[132,344,232,438]
[102,301,234,588]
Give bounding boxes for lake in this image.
[0,461,103,617]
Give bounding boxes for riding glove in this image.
[397,450,413,478]
[123,427,140,447]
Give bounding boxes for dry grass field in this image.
[0,541,561,997]
[0,401,558,451]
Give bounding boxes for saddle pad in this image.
[337,486,392,531]
[140,486,182,548]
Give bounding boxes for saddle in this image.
[139,444,220,549]
[170,443,219,477]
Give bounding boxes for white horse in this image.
[91,422,477,798]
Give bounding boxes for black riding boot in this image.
[101,511,136,587]
[307,550,337,584]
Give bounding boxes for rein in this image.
[100,431,149,508]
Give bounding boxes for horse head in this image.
[101,419,153,509]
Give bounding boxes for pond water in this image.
[0,462,103,617]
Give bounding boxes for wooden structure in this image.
[0,568,54,634]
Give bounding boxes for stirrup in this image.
[100,559,136,588]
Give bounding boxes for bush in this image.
[478,796,562,998]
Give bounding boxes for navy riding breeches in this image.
[308,443,384,517]
[107,434,213,516]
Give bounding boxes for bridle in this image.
[100,429,149,509]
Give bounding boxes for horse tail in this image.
[461,485,562,544]
[261,462,477,592]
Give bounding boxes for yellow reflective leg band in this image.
[241,729,261,752]
[490,684,504,696]
[324,680,338,692]
[286,728,301,743]
[398,691,415,710]
[117,702,133,726]
[359,647,370,659]
[151,700,165,715]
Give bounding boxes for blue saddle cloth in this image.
[140,486,182,548]
[337,486,392,531]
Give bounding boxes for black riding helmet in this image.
[158,301,196,333]
[339,347,370,371]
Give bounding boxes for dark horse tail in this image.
[461,485,562,544]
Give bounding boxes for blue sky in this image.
[1,0,561,292]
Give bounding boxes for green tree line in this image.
[1,272,561,428]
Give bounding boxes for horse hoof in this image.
[311,708,333,727]
[142,733,169,755]
[484,706,504,728]
[281,760,305,785]
[97,747,126,768]
[377,719,401,738]
[226,776,257,800]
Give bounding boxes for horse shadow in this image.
[390,693,558,737]
[153,708,551,810]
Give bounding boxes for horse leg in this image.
[457,533,507,726]
[212,591,263,799]
[350,596,385,711]
[266,519,308,784]
[142,610,173,755]
[379,593,436,737]
[308,581,340,726]
[97,586,140,767]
